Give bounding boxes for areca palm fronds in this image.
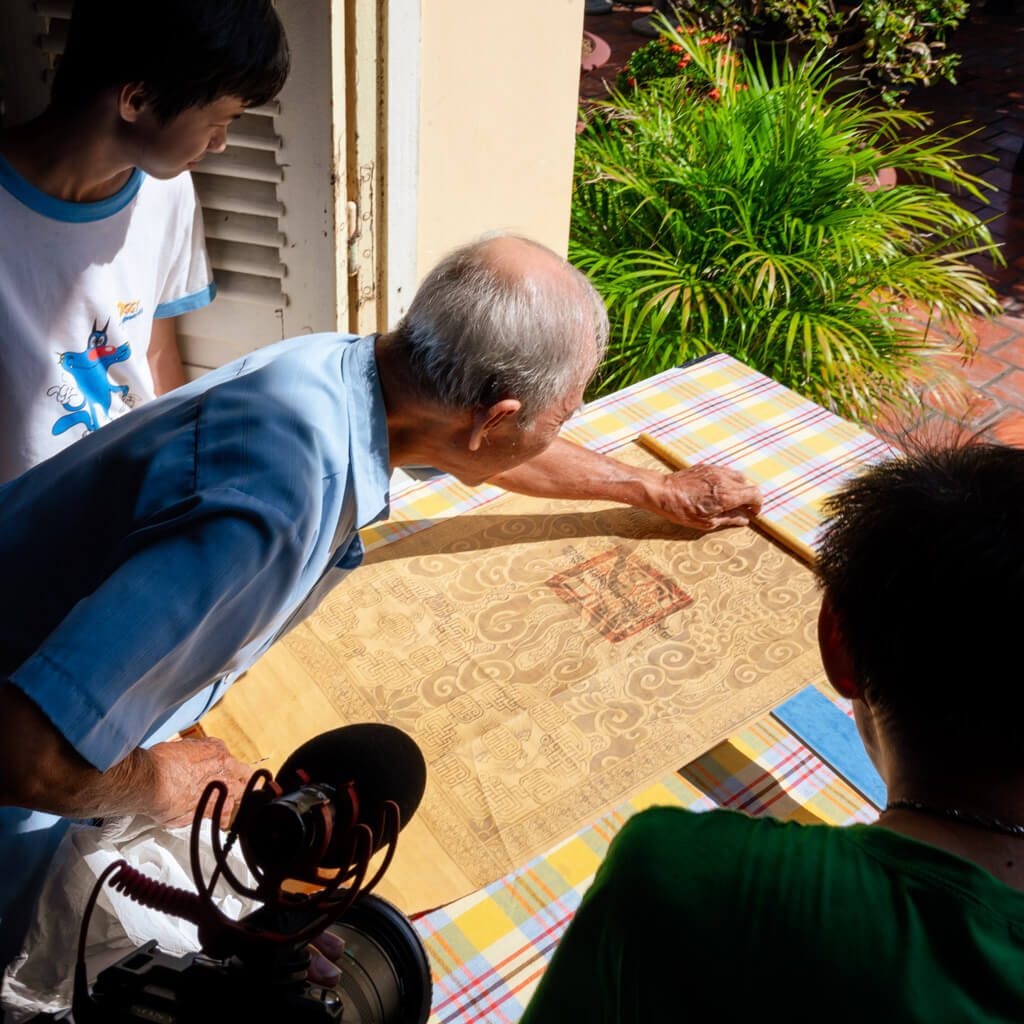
[571,37,1002,419]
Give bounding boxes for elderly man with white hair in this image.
[0,235,760,967]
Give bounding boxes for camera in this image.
[72,725,432,1023]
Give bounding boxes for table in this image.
[383,354,895,1022]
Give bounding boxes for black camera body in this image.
[91,940,343,1022]
[89,890,431,1023]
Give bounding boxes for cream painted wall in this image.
[416,0,584,277]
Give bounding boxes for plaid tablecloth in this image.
[417,689,879,1024]
[363,353,897,555]
[365,355,894,1023]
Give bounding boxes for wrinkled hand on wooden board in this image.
[649,463,763,530]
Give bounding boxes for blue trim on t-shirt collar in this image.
[0,154,144,222]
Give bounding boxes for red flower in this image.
[627,76,636,86]
[709,87,721,100]
[669,43,683,52]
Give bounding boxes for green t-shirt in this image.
[521,806,1024,1023]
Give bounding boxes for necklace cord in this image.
[885,798,1024,839]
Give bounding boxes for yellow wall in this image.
[416,0,584,275]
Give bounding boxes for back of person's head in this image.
[393,234,609,425]
[816,441,1024,762]
[52,0,289,121]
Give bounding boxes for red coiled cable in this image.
[106,860,204,924]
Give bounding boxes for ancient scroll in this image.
[202,444,822,910]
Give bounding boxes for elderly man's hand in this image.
[648,464,762,530]
[144,737,253,830]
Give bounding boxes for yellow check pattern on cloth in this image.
[361,354,893,1023]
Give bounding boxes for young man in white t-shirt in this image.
[0,0,290,483]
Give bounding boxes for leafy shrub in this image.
[616,29,732,91]
[671,0,969,103]
[571,32,1001,420]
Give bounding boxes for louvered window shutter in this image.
[0,0,338,380]
[179,101,292,376]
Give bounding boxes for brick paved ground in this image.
[580,3,1024,446]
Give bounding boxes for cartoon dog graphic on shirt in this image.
[51,320,132,436]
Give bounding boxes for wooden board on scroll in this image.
[201,443,823,911]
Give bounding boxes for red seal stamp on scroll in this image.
[545,546,692,643]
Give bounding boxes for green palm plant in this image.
[571,28,1001,420]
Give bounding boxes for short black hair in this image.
[51,0,289,122]
[816,442,1024,761]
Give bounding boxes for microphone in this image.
[247,723,427,870]
[73,723,433,1022]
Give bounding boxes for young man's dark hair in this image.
[51,0,290,122]
[815,441,1024,762]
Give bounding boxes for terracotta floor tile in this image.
[991,332,1024,369]
[987,267,1023,290]
[993,132,1024,153]
[990,410,1024,446]
[986,367,1024,407]
[964,154,997,175]
[999,235,1024,257]
[923,384,999,422]
[971,253,1000,278]
[985,190,1019,212]
[581,6,655,100]
[976,80,1014,98]
[989,116,1020,132]
[990,118,1024,136]
[861,400,917,441]
[972,316,1018,350]
[984,167,1018,192]
[962,349,1011,386]
[980,211,1016,239]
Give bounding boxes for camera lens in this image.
[325,893,432,1024]
[246,784,335,873]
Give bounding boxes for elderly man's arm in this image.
[487,438,761,531]
[0,683,251,828]
[1,494,306,829]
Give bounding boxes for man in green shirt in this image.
[522,443,1024,1023]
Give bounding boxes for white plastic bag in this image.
[1,815,258,1019]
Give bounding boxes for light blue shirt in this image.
[0,332,390,965]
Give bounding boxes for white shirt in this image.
[0,157,214,483]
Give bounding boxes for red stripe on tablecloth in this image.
[431,907,575,1020]
[736,752,822,815]
[650,404,832,494]
[761,437,890,512]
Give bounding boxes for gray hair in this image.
[394,234,609,425]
